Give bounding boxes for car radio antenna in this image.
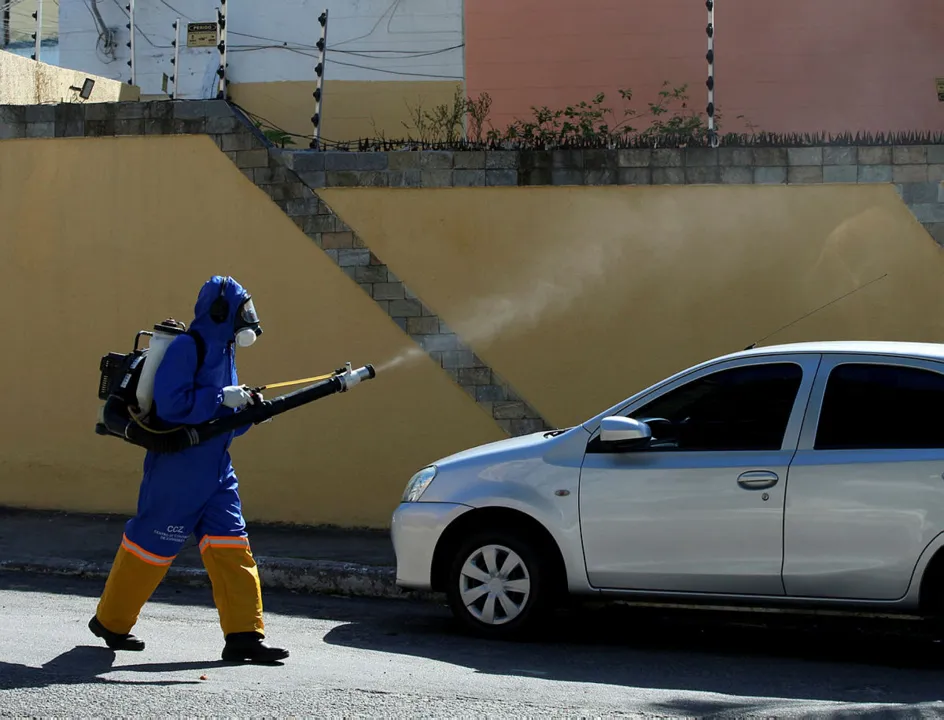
[743,273,888,351]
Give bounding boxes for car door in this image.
[783,354,944,601]
[579,353,820,595]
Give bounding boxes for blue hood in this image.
[189,275,252,349]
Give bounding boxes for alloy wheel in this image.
[458,543,532,625]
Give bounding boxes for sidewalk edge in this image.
[0,556,439,603]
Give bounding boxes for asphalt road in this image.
[3,574,944,718]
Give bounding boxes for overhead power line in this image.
[227,44,463,79]
[327,56,462,80]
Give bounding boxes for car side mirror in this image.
[599,416,652,451]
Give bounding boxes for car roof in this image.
[723,340,944,363]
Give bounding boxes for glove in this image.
[222,385,252,409]
[250,391,272,424]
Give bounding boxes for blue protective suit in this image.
[94,275,266,638]
[123,275,254,558]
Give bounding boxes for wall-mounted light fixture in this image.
[69,78,96,100]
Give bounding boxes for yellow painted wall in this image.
[0,135,503,527]
[321,186,944,429]
[5,134,944,527]
[229,79,462,144]
[0,50,139,104]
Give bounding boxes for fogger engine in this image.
[95,319,376,454]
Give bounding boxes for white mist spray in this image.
[373,184,883,377]
[377,345,426,373]
[374,191,703,374]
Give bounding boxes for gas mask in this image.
[234,297,263,348]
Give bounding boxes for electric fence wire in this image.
[8,13,54,24]
[226,31,463,59]
[229,100,348,149]
[108,0,172,48]
[64,3,463,68]
[78,0,117,62]
[12,0,463,86]
[5,4,59,46]
[11,0,174,65]
[154,0,461,61]
[7,0,463,57]
[7,8,57,26]
[227,43,463,80]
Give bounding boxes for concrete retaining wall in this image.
[278,145,944,246]
[2,98,944,526]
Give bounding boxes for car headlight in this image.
[402,466,437,503]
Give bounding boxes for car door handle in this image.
[737,471,779,490]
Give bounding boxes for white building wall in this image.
[58,0,464,99]
[4,42,59,66]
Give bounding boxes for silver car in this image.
[391,341,944,638]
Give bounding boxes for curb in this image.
[0,556,439,603]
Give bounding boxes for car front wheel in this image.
[445,529,552,640]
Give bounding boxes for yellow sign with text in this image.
[187,22,218,48]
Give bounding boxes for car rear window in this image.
[815,363,944,450]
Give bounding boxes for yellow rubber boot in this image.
[199,535,264,636]
[92,536,173,648]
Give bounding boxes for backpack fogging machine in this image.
[95,319,376,454]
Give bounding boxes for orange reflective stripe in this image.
[121,534,175,566]
[199,535,250,553]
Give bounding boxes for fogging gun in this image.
[248,363,370,394]
[97,362,377,454]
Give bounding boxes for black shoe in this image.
[221,632,289,663]
[88,616,145,651]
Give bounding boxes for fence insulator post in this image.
[310,9,329,150]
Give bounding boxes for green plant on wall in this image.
[392,80,766,148]
[253,120,295,148]
[465,91,493,144]
[503,92,613,146]
[402,86,468,144]
[639,82,715,141]
[504,81,722,147]
[399,81,746,148]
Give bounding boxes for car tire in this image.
[445,528,554,641]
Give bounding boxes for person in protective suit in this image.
[88,275,289,663]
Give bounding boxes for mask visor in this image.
[238,298,259,327]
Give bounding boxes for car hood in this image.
[431,426,584,470]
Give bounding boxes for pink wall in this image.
[465,0,944,135]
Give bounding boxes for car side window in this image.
[815,363,944,450]
[628,363,804,452]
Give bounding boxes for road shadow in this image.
[0,645,229,690]
[321,601,944,712]
[7,572,944,712]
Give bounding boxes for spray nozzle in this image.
[336,362,377,391]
